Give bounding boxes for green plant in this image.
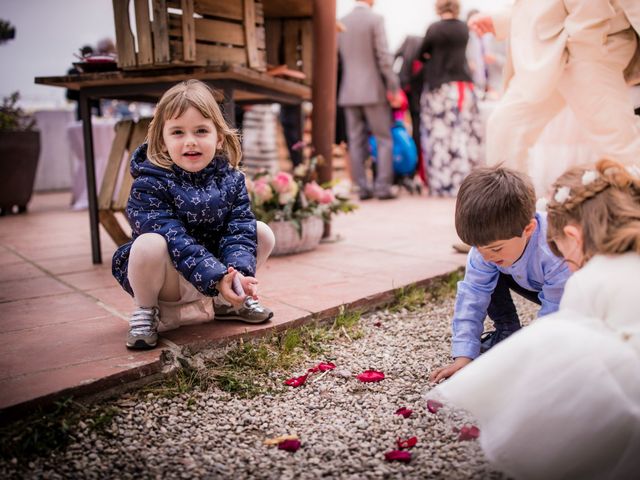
[0,19,15,44]
[426,268,465,301]
[0,92,36,132]
[392,285,426,312]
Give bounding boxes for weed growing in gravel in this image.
[209,322,346,398]
[426,268,465,302]
[147,368,215,398]
[333,306,362,330]
[333,306,364,340]
[392,285,427,312]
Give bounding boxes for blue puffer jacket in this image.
[112,144,257,297]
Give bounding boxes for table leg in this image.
[79,91,102,264]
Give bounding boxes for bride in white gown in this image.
[431,159,640,479]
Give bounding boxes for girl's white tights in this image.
[128,221,275,308]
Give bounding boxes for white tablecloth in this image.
[67,118,118,210]
[33,109,75,191]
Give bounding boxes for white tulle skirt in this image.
[528,107,599,196]
[433,315,640,480]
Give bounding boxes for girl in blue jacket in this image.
[113,80,274,349]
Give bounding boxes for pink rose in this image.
[253,179,274,205]
[278,181,299,205]
[271,172,295,194]
[304,181,325,203]
[319,189,335,204]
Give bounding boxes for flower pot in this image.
[0,131,40,215]
[269,216,324,256]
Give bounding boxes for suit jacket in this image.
[395,35,424,90]
[337,4,399,107]
[493,0,640,100]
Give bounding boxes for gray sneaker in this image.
[126,306,160,349]
[215,297,273,324]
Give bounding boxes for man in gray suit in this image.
[338,0,401,200]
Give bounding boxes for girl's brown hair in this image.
[546,158,640,263]
[146,79,242,169]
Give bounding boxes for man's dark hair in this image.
[455,166,536,246]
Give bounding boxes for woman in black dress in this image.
[419,0,482,196]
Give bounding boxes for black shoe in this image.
[376,192,397,200]
[480,324,521,353]
[359,191,374,201]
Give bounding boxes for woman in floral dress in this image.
[419,0,482,196]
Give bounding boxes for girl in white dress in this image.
[431,158,640,479]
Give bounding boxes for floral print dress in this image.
[420,81,483,197]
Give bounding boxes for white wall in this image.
[0,0,115,108]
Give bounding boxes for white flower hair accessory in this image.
[554,186,571,204]
[535,197,548,212]
[581,170,597,186]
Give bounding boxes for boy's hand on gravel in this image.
[429,357,472,383]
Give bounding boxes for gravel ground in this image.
[0,295,535,479]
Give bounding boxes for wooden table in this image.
[36,64,311,264]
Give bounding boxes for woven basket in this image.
[269,216,323,256]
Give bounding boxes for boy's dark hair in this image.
[455,166,536,246]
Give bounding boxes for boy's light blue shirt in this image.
[451,213,571,359]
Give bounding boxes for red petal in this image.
[284,374,308,387]
[458,425,480,441]
[427,399,443,414]
[374,322,382,327]
[356,370,385,382]
[395,407,413,418]
[317,362,336,371]
[396,436,418,449]
[278,439,301,452]
[385,450,412,463]
[307,367,319,374]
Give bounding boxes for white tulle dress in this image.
[434,253,640,480]
[528,106,599,197]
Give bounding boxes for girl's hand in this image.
[238,272,259,299]
[468,13,495,36]
[429,357,472,383]
[218,267,245,307]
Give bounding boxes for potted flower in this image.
[0,91,40,215]
[246,154,357,256]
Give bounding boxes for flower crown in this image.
[536,165,639,212]
[536,169,599,212]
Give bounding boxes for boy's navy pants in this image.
[487,272,541,327]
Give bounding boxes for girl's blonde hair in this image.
[547,158,640,263]
[146,79,242,169]
[435,0,460,17]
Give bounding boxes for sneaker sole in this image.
[126,339,157,349]
[215,312,274,324]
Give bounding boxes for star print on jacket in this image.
[112,143,257,297]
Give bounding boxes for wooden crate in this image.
[112,0,267,71]
[98,118,151,246]
[264,17,312,85]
